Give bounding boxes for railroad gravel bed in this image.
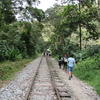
[0,56,42,100]
[29,57,57,100]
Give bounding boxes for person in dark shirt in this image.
[58,56,63,68]
[63,54,68,70]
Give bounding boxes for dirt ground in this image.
[50,57,100,100]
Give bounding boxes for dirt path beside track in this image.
[49,56,100,100]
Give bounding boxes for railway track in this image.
[0,55,99,100]
[24,56,74,100]
[0,55,77,100]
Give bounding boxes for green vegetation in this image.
[44,1,100,95]
[0,0,46,62]
[73,45,100,94]
[73,52,100,94]
[0,0,100,96]
[0,0,47,87]
[0,55,38,81]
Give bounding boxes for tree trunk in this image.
[79,0,82,50]
[97,0,100,21]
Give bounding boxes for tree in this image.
[25,7,45,22]
[96,0,100,21]
[46,1,99,57]
[15,0,45,22]
[0,0,16,24]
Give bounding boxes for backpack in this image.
[59,57,63,64]
[63,57,67,63]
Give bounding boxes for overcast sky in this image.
[36,0,61,11]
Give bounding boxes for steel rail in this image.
[24,55,43,100]
[46,56,61,100]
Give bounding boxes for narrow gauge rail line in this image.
[24,55,43,100]
[25,56,57,100]
[46,56,73,100]
[24,55,73,100]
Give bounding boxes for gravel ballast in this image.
[0,56,42,100]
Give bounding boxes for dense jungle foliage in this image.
[0,0,100,95]
[44,0,100,95]
[0,0,47,62]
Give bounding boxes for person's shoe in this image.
[69,76,71,80]
[71,75,73,78]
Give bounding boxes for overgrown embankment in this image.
[73,52,100,95]
[54,45,100,95]
[0,55,39,87]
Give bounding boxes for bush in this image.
[73,52,100,95]
[73,45,100,62]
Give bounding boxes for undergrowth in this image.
[0,55,39,82]
[73,53,100,95]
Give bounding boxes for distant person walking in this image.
[46,51,49,56]
[63,54,68,70]
[43,52,45,56]
[67,54,76,80]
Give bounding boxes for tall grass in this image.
[73,53,100,95]
[0,54,39,86]
[0,59,31,81]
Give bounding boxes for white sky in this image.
[36,0,61,11]
[16,0,61,20]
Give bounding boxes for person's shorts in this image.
[68,66,73,71]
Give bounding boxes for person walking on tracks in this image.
[67,54,76,80]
